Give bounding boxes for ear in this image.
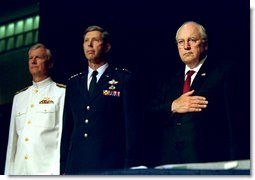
[205,45,208,51]
[104,43,111,53]
[48,61,54,69]
[204,42,209,51]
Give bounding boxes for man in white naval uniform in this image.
[4,43,66,175]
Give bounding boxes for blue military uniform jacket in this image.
[60,65,143,174]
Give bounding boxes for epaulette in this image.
[114,67,131,73]
[68,72,83,80]
[15,86,30,95]
[56,83,66,88]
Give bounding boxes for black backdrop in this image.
[38,0,250,167]
[0,0,250,173]
[39,0,250,85]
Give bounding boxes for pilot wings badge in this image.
[108,79,119,90]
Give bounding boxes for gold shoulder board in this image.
[56,83,66,88]
[15,86,30,95]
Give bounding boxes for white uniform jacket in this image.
[4,77,66,175]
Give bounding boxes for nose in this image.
[184,41,191,49]
[87,40,93,47]
[29,57,37,64]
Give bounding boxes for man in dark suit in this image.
[150,21,249,166]
[60,25,143,174]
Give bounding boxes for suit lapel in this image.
[77,71,89,102]
[190,60,211,93]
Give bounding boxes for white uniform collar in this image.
[88,63,109,80]
[32,77,53,89]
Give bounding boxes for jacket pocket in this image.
[15,110,27,130]
[35,104,56,128]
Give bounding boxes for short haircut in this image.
[83,25,111,44]
[176,21,208,43]
[28,43,52,61]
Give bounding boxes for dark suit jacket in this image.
[60,66,143,174]
[150,58,250,165]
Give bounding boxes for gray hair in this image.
[175,21,208,43]
[28,43,52,61]
[83,25,111,44]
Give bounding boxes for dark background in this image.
[39,0,250,167]
[0,0,250,173]
[39,0,250,86]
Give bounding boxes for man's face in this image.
[28,47,51,78]
[176,23,208,68]
[83,31,106,63]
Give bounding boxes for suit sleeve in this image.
[52,87,66,175]
[60,83,74,174]
[4,97,18,175]
[149,78,178,122]
[122,73,145,167]
[223,63,250,160]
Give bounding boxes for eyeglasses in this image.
[177,38,201,47]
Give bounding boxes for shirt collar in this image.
[185,56,207,75]
[32,77,53,89]
[88,62,109,79]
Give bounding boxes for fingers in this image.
[188,107,203,112]
[191,99,208,105]
[184,91,207,103]
[189,96,208,112]
[190,96,207,101]
[188,104,207,113]
[188,103,207,112]
[184,90,195,96]
[190,102,207,108]
[172,93,209,113]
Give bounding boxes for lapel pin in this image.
[201,73,206,76]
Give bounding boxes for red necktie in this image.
[183,70,195,94]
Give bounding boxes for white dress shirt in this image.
[4,77,66,175]
[87,63,109,90]
[184,56,207,85]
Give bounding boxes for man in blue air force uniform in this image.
[60,25,143,174]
